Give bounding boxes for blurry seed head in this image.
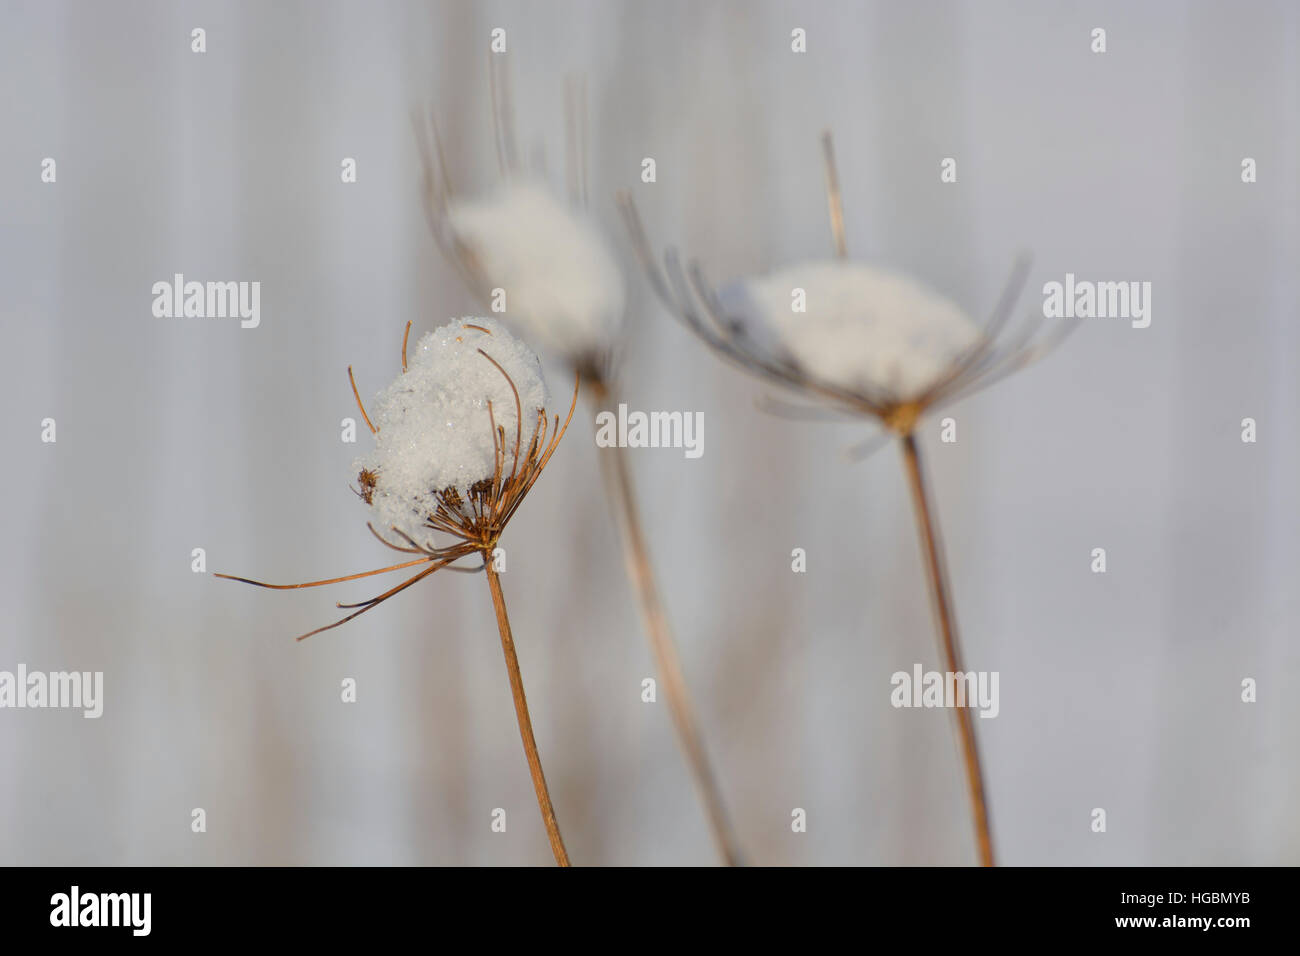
[717,260,980,403]
[619,131,1078,438]
[445,180,626,371]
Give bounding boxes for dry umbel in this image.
[217,318,579,866]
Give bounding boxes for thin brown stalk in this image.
[587,380,744,866]
[899,432,995,866]
[484,559,571,866]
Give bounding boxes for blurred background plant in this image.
[622,132,1080,864]
[418,60,745,864]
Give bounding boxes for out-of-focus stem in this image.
[586,379,744,866]
[484,559,571,866]
[899,432,995,867]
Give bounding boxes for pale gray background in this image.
[1,0,1296,865]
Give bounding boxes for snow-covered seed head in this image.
[717,261,980,403]
[444,181,626,374]
[619,135,1078,439]
[354,316,578,552]
[214,317,579,644]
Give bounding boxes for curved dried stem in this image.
[485,561,571,865]
[476,348,524,482]
[213,556,432,591]
[367,522,425,554]
[899,433,994,866]
[348,366,377,434]
[378,524,431,555]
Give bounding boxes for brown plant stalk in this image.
[586,378,744,867]
[900,432,994,866]
[485,558,570,866]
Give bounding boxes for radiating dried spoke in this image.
[937,318,1081,409]
[332,549,473,611]
[757,394,860,422]
[919,255,1032,407]
[367,522,424,554]
[842,431,892,462]
[477,349,524,479]
[617,193,684,312]
[296,557,457,641]
[214,556,433,591]
[348,366,377,434]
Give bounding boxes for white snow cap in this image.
[717,261,981,401]
[354,317,549,544]
[446,180,626,362]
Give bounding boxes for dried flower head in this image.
[716,261,980,400]
[218,316,578,641]
[443,181,626,368]
[417,71,626,382]
[620,132,1079,441]
[355,317,552,544]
